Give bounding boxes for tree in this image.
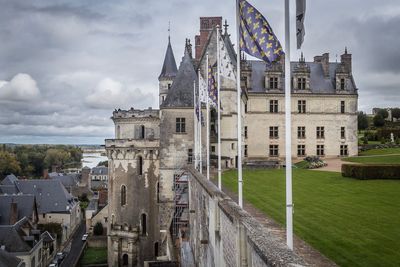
[377,109,389,119]
[0,151,22,177]
[93,222,104,236]
[44,149,69,169]
[357,112,369,130]
[391,108,400,121]
[97,161,108,167]
[373,114,385,127]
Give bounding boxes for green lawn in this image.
[359,148,400,156]
[81,247,107,265]
[342,155,400,164]
[222,169,400,267]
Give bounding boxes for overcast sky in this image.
[0,0,399,144]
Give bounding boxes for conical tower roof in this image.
[162,42,197,108]
[159,37,178,80]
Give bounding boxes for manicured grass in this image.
[222,169,400,267]
[342,155,400,164]
[359,148,400,156]
[81,247,107,265]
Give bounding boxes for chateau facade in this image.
[106,16,358,266]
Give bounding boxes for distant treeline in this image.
[0,144,82,178]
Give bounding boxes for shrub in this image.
[93,222,104,235]
[373,114,385,127]
[342,164,400,180]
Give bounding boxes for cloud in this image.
[85,78,154,110]
[0,73,40,101]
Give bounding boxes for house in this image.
[89,166,108,190]
[0,195,38,225]
[0,218,43,267]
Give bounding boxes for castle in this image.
[105,16,358,266]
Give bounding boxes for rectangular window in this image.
[297,126,306,139]
[269,145,279,157]
[298,77,306,90]
[176,118,186,133]
[297,145,305,156]
[244,145,248,157]
[340,78,345,90]
[211,146,215,153]
[317,145,325,156]
[269,126,279,139]
[188,149,193,163]
[341,127,345,139]
[269,100,278,113]
[341,101,345,113]
[298,100,306,113]
[340,145,348,156]
[244,126,248,138]
[269,77,278,89]
[316,126,325,139]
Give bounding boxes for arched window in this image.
[157,182,160,203]
[122,254,128,266]
[138,156,143,175]
[140,125,145,139]
[141,213,147,235]
[121,185,126,206]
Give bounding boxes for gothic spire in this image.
[159,24,178,80]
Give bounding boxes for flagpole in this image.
[217,26,222,190]
[236,0,243,208]
[198,69,203,174]
[284,0,293,250]
[206,53,210,180]
[193,79,198,169]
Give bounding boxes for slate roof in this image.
[15,180,76,214]
[162,45,197,108]
[1,175,18,186]
[90,180,107,190]
[249,60,357,94]
[91,166,108,175]
[0,195,36,225]
[159,37,178,79]
[40,231,55,243]
[0,225,32,253]
[0,249,23,267]
[223,33,237,68]
[0,185,19,195]
[49,173,79,188]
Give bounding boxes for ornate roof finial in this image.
[168,21,171,42]
[223,19,229,35]
[345,46,348,54]
[300,52,305,62]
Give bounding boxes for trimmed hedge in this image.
[342,164,400,180]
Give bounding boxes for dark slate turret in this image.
[159,36,178,79]
[162,40,197,108]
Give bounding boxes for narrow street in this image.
[60,222,86,267]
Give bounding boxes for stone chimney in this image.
[341,47,352,74]
[43,169,49,179]
[314,53,330,78]
[9,202,18,225]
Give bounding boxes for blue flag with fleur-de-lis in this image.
[208,64,218,107]
[239,0,284,63]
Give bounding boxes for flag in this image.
[199,74,208,103]
[239,0,284,63]
[296,0,306,49]
[195,97,200,121]
[218,35,236,82]
[208,64,217,107]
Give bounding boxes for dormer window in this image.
[269,77,278,89]
[340,78,345,90]
[297,78,306,90]
[168,83,171,90]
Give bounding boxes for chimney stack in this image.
[314,53,330,78]
[341,47,352,74]
[9,202,18,225]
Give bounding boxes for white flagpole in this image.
[217,26,222,190]
[193,80,198,169]
[235,0,243,208]
[198,69,203,174]
[285,0,294,250]
[206,53,210,180]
